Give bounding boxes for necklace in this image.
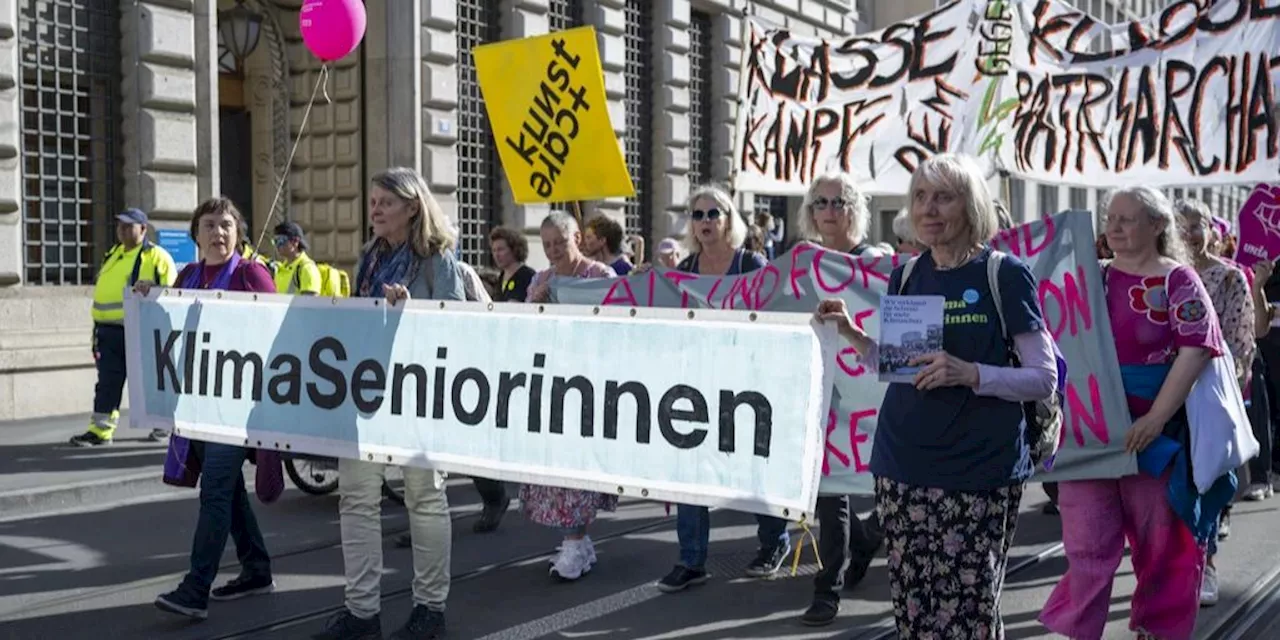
[934,246,979,270]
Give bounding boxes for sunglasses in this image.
[273,235,290,246]
[811,197,848,210]
[690,208,722,221]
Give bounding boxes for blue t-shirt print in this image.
[869,248,1046,492]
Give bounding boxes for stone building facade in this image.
[0,0,1255,421]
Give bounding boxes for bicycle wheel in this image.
[285,457,340,495]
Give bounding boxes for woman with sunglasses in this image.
[794,171,887,627]
[655,185,793,594]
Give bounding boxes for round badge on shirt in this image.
[963,288,980,305]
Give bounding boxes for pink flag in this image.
[1233,184,1280,269]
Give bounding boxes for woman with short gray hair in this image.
[817,153,1056,637]
[523,212,618,582]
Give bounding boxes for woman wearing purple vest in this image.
[136,197,279,621]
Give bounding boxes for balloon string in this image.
[253,63,331,255]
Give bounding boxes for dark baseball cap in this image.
[116,208,148,225]
[273,221,308,249]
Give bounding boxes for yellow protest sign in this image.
[474,27,635,204]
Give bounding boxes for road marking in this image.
[473,581,662,640]
[0,535,106,576]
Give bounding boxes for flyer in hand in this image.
[878,296,945,384]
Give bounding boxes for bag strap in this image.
[128,239,153,286]
[896,256,921,295]
[987,250,1008,340]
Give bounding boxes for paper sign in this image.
[475,27,635,204]
[878,296,945,384]
[156,229,197,269]
[1233,184,1280,269]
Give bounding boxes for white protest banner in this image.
[123,293,837,519]
[553,212,1135,495]
[734,0,1280,195]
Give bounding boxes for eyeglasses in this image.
[273,235,290,247]
[811,197,848,210]
[690,208,722,221]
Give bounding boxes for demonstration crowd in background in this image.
[76,152,1277,640]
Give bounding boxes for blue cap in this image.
[117,208,148,225]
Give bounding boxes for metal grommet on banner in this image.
[438,301,446,309]
[641,489,649,497]
[487,302,494,311]
[687,310,695,319]
[367,453,374,461]
[592,306,600,315]
[252,294,258,301]
[749,312,758,322]
[216,292,222,299]
[538,305,546,313]
[244,438,250,446]
[273,442,279,449]
[629,308,637,317]
[284,443,291,450]
[331,298,338,305]
[373,299,380,306]
[386,455,392,462]
[256,440,262,446]
[617,486,625,494]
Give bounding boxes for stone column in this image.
[421,0,460,223]
[364,0,422,175]
[710,11,745,211]
[193,0,219,200]
[0,0,19,286]
[496,0,552,234]
[121,2,202,223]
[582,0,627,225]
[650,0,691,242]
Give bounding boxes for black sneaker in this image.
[390,605,446,640]
[800,598,839,626]
[148,428,169,442]
[843,548,875,590]
[69,431,111,447]
[155,588,208,620]
[210,574,275,601]
[744,541,792,578]
[656,565,710,593]
[313,610,381,640]
[473,498,510,533]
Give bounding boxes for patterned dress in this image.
[520,258,619,529]
[1195,260,1254,386]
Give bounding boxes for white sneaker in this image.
[1200,566,1219,607]
[549,535,596,565]
[550,538,593,581]
[1243,483,1274,501]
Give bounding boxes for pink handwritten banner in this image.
[553,212,1133,495]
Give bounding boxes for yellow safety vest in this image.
[274,252,322,295]
[91,242,178,324]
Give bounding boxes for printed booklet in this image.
[878,295,945,384]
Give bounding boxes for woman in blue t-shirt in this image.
[816,154,1057,639]
[655,185,789,594]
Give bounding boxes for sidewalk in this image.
[0,412,171,517]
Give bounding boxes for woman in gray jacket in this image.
[315,167,464,640]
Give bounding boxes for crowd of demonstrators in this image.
[107,153,1280,639]
[143,197,282,620]
[819,153,1057,638]
[649,185,793,594]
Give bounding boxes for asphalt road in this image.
[2,420,1280,639]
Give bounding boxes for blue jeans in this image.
[675,504,789,569]
[178,442,271,605]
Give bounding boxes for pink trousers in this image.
[1039,472,1203,640]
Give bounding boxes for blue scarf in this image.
[180,253,242,290]
[357,240,416,298]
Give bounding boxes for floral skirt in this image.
[875,476,1023,640]
[519,484,618,529]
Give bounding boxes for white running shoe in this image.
[550,538,594,581]
[1200,565,1219,607]
[549,535,596,565]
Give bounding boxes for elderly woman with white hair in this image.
[816,153,1057,638]
[789,171,888,627]
[523,212,618,582]
[655,184,793,594]
[891,209,922,254]
[1040,187,1227,640]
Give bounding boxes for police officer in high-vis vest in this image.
[72,208,178,447]
[271,221,321,295]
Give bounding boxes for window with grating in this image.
[1037,184,1059,218]
[687,12,713,189]
[1069,187,1088,212]
[548,0,583,32]
[19,0,122,286]
[623,2,654,238]
[456,0,502,266]
[1009,178,1026,221]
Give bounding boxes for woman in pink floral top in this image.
[524,212,618,582]
[1041,187,1222,640]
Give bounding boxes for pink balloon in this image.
[299,0,367,62]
